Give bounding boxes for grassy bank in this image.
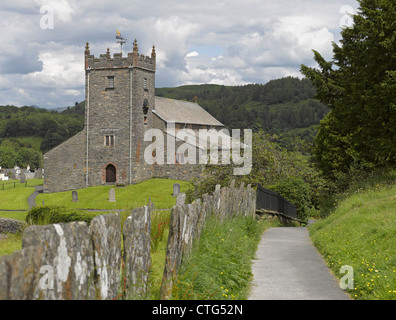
[169,215,281,300]
[309,175,396,300]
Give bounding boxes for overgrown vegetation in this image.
[169,214,280,300]
[185,130,325,223]
[150,209,171,299]
[25,205,98,225]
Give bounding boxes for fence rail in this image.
[256,184,298,220]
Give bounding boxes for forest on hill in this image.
[0,77,328,169]
[0,105,84,168]
[156,77,329,146]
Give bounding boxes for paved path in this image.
[249,227,351,300]
[27,185,43,210]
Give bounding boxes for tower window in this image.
[105,135,115,147]
[143,99,149,125]
[107,76,115,89]
[144,78,148,90]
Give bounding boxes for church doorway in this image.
[105,164,116,183]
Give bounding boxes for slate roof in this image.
[165,128,233,150]
[153,96,224,127]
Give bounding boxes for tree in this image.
[0,146,18,168]
[16,147,43,169]
[301,0,396,177]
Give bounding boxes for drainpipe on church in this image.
[85,68,90,187]
[129,65,133,185]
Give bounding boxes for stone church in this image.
[43,40,227,193]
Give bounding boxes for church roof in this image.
[153,96,224,127]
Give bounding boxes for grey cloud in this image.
[0,53,43,74]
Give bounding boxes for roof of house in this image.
[153,96,224,127]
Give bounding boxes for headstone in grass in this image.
[108,188,116,202]
[173,183,180,197]
[20,174,26,184]
[72,190,79,202]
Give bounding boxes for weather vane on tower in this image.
[116,30,127,54]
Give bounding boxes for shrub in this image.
[268,177,312,224]
[26,205,97,225]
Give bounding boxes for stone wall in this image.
[0,207,151,300]
[0,218,26,234]
[43,130,87,193]
[160,181,256,299]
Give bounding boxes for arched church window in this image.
[143,99,149,125]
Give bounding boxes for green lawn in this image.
[36,179,190,210]
[309,182,396,300]
[0,188,36,210]
[0,211,27,221]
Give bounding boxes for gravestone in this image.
[173,183,180,197]
[109,188,116,202]
[72,191,79,202]
[20,174,26,184]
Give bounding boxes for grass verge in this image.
[169,215,281,300]
[150,209,171,299]
[309,176,396,300]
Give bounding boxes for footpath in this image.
[248,227,351,300]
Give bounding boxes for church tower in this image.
[84,39,156,187]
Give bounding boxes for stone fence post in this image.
[123,205,152,299]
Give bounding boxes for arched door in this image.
[106,164,116,183]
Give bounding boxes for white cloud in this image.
[24,43,84,88]
[186,52,199,58]
[0,0,359,108]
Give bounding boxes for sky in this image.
[0,0,358,109]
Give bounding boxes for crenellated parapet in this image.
[84,40,156,71]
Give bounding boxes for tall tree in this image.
[301,0,396,176]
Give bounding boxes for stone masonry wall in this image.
[43,130,87,194]
[151,112,205,182]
